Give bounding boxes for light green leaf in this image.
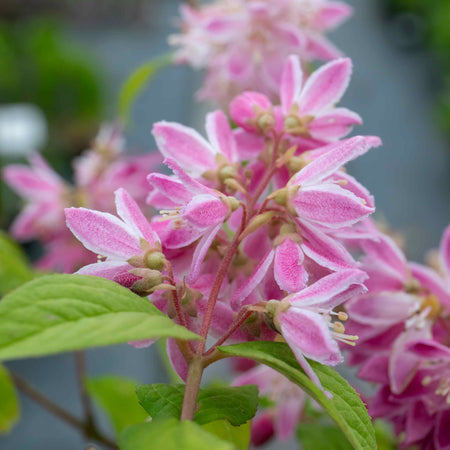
[218,342,376,450]
[118,53,172,124]
[0,364,20,433]
[86,375,148,435]
[297,424,352,450]
[202,420,251,450]
[0,231,34,296]
[0,274,200,361]
[119,418,233,450]
[137,384,258,426]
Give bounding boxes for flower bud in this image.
[145,251,166,271]
[230,91,272,133]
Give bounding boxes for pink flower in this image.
[2,153,68,241]
[270,269,368,390]
[65,188,163,293]
[171,0,353,104]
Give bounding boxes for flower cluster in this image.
[345,225,450,449]
[2,125,159,272]
[170,0,352,104]
[64,55,380,394]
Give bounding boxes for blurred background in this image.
[0,0,449,449]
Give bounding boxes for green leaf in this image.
[374,420,396,450]
[137,384,259,426]
[118,53,172,124]
[0,274,200,361]
[218,342,376,450]
[297,424,353,450]
[86,375,148,435]
[0,364,20,433]
[119,418,233,450]
[202,420,250,450]
[0,231,34,296]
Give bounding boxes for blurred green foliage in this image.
[383,0,450,134]
[0,18,104,156]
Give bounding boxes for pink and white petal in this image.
[305,33,343,61]
[205,110,237,162]
[439,224,450,279]
[357,354,389,384]
[65,207,141,258]
[227,45,253,80]
[298,58,352,115]
[329,171,374,208]
[313,2,353,31]
[280,308,343,366]
[346,292,418,327]
[232,365,273,392]
[229,91,272,132]
[152,121,215,175]
[231,250,275,310]
[301,220,356,270]
[129,338,156,349]
[11,202,54,240]
[309,107,362,141]
[77,260,133,279]
[147,173,193,205]
[287,268,367,309]
[409,262,450,310]
[183,194,228,230]
[292,135,382,186]
[274,239,308,293]
[294,183,374,228]
[271,22,305,48]
[165,157,215,196]
[280,55,303,114]
[167,338,188,382]
[115,188,159,246]
[160,224,203,249]
[187,223,222,284]
[242,225,272,260]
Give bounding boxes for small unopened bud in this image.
[270,188,288,206]
[240,211,275,241]
[284,115,301,131]
[257,113,275,133]
[224,178,246,193]
[145,251,166,271]
[286,156,308,173]
[227,196,240,211]
[219,165,237,182]
[130,268,163,295]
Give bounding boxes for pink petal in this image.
[231,250,275,310]
[439,225,450,279]
[274,239,308,293]
[77,260,134,280]
[187,223,222,284]
[298,58,352,115]
[435,410,450,450]
[357,355,389,384]
[405,401,434,447]
[65,207,141,258]
[11,202,60,240]
[152,121,215,175]
[309,107,362,141]
[275,396,303,441]
[233,129,265,160]
[280,55,303,114]
[115,188,159,246]
[406,339,450,360]
[287,268,367,309]
[305,33,343,61]
[346,292,417,327]
[292,135,382,186]
[250,412,275,447]
[167,338,188,382]
[281,308,343,365]
[147,173,193,205]
[313,3,353,30]
[301,220,355,270]
[293,183,374,228]
[329,171,374,208]
[205,110,237,162]
[183,194,228,230]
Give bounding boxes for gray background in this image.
[2,0,449,448]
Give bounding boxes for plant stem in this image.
[180,356,204,421]
[12,372,118,450]
[74,351,96,435]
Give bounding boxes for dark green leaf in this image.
[202,420,250,450]
[119,418,233,450]
[0,232,34,296]
[86,375,148,435]
[218,341,376,450]
[0,274,200,361]
[137,383,259,426]
[0,364,20,433]
[118,53,172,124]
